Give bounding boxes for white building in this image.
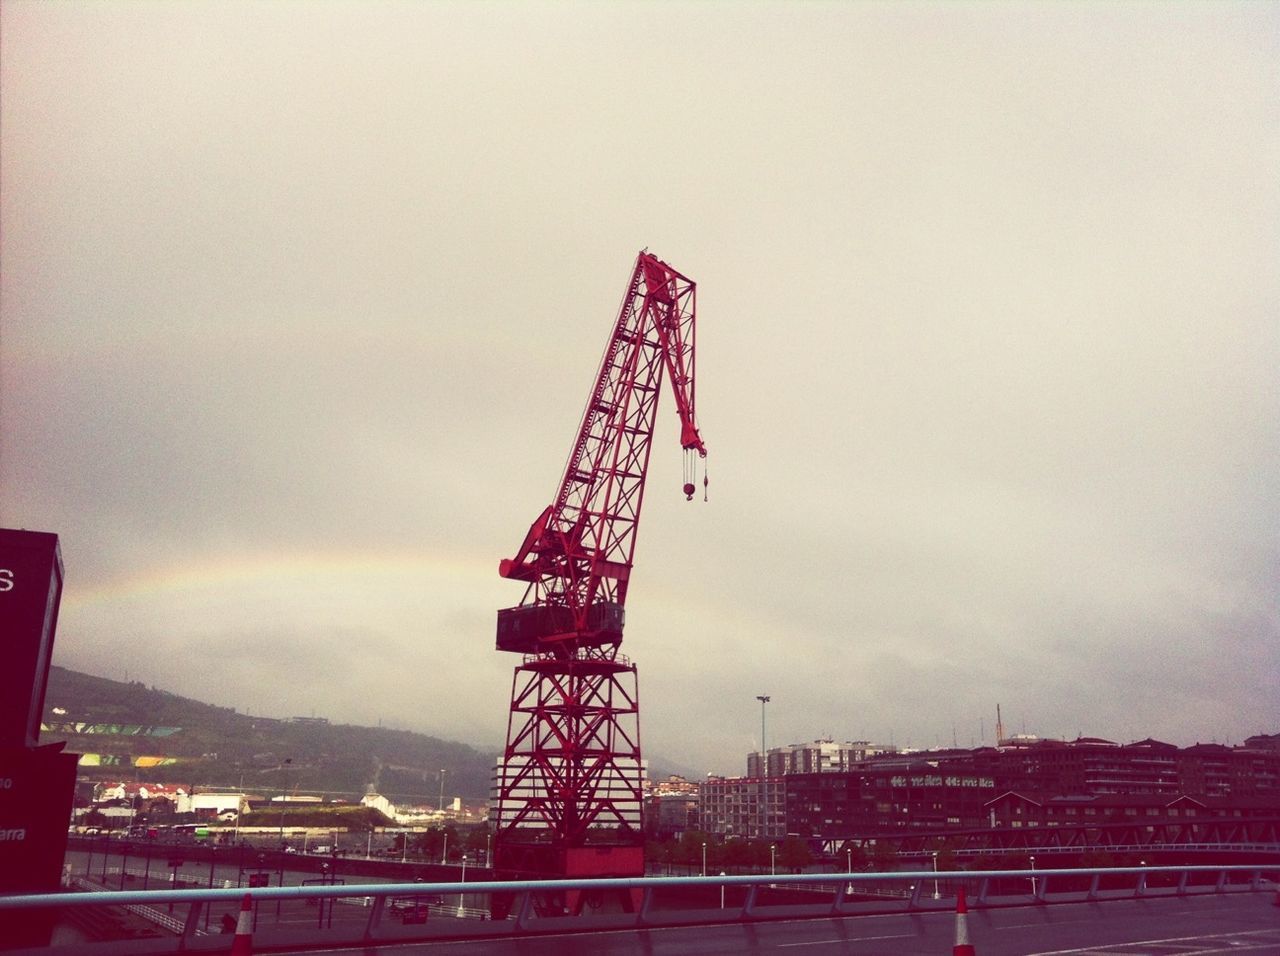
[183,792,248,817]
[747,739,886,778]
[361,792,397,819]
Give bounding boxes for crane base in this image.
[489,843,645,918]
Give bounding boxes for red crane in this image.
[490,251,706,907]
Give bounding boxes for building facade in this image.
[701,736,1280,844]
[700,776,786,839]
[644,775,700,838]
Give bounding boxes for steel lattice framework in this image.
[491,658,643,838]
[490,252,705,894]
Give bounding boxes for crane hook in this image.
[683,453,708,501]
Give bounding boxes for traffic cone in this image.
[230,894,254,955]
[952,886,976,956]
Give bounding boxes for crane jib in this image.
[495,251,704,656]
[640,256,676,303]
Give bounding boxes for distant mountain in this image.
[40,666,498,804]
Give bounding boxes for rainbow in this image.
[63,548,497,610]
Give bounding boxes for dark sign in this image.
[0,529,72,948]
[0,745,79,945]
[0,529,64,750]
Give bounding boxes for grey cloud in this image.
[3,1,1277,775]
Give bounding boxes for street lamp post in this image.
[275,851,284,918]
[756,695,770,762]
[456,855,468,917]
[318,863,332,929]
[770,844,776,876]
[278,757,293,849]
[1029,854,1037,898]
[931,851,939,899]
[701,842,707,877]
[756,695,770,840]
[205,847,217,932]
[167,857,183,913]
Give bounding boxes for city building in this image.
[983,790,1280,828]
[186,792,249,819]
[746,740,886,778]
[700,775,785,839]
[785,761,999,838]
[644,776,700,838]
[361,792,397,819]
[701,735,1280,844]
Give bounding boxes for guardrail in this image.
[2,864,1276,955]
[68,879,193,937]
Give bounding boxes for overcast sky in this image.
[3,1,1277,777]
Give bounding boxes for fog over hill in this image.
[40,666,497,803]
[39,667,699,802]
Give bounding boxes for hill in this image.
[39,666,498,804]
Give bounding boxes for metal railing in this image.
[1,864,1275,955]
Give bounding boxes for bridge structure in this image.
[836,815,1280,861]
[3,863,1277,955]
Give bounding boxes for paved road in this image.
[65,848,429,934]
[266,894,1279,955]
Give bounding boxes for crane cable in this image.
[682,449,709,502]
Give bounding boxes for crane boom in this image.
[496,251,705,657]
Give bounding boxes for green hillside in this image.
[40,666,498,804]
